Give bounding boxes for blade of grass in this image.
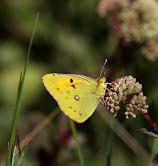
[17,142,28,166]
[69,119,85,166]
[11,146,16,166]
[19,108,60,148]
[5,13,39,166]
[16,133,21,158]
[151,139,158,159]
[1,108,60,166]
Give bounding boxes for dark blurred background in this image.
[1,0,158,165]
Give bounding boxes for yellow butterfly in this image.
[42,61,107,123]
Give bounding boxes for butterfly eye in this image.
[70,79,73,83]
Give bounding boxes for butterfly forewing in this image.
[42,73,97,101]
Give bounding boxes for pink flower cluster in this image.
[104,75,149,119]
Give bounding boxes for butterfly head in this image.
[98,75,106,84]
[96,75,106,98]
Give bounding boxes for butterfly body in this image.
[42,73,106,123]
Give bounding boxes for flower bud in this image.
[133,95,137,100]
[122,96,127,101]
[130,99,135,104]
[133,105,137,109]
[132,113,136,118]
[118,86,123,92]
[142,96,146,101]
[138,103,143,108]
[125,80,131,86]
[110,108,114,113]
[108,91,113,96]
[114,106,120,111]
[126,107,130,111]
[121,83,127,90]
[138,92,143,100]
[143,105,149,109]
[141,109,148,113]
[115,100,120,105]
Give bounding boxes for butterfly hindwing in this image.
[58,82,100,123]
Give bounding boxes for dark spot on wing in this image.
[57,88,59,90]
[66,97,68,99]
[74,95,80,101]
[74,110,76,112]
[70,79,73,83]
[79,113,81,115]
[69,107,72,109]
[66,91,69,94]
[71,84,76,89]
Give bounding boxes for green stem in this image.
[151,139,158,159]
[5,13,39,166]
[69,119,85,166]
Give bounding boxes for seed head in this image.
[104,75,149,119]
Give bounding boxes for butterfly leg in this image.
[100,97,108,107]
[104,82,112,92]
[106,81,117,88]
[100,97,106,105]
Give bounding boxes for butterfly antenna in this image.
[100,59,107,76]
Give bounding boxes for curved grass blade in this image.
[5,13,39,166]
[17,142,28,166]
